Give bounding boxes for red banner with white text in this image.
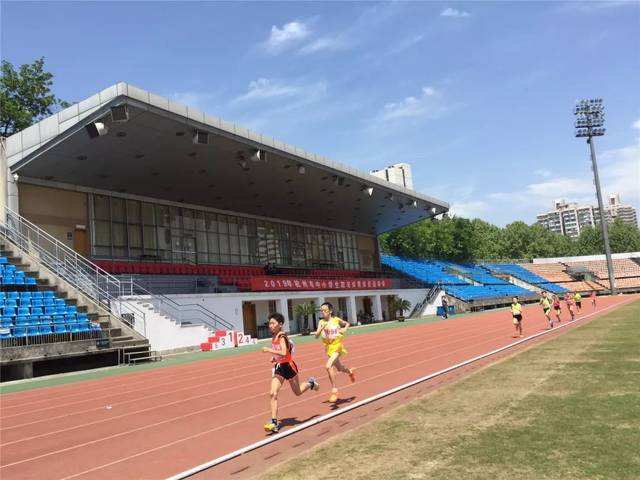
[250,276,392,292]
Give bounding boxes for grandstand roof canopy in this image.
[4,82,449,234]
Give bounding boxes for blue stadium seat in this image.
[25,277,37,286]
[0,317,13,328]
[31,291,43,299]
[43,291,55,298]
[15,316,29,326]
[30,307,44,316]
[38,325,53,335]
[26,326,39,336]
[12,327,26,337]
[18,306,30,316]
[69,323,81,333]
[0,256,7,264]
[2,307,16,316]
[90,323,101,331]
[78,323,90,332]
[53,315,66,324]
[38,315,52,325]
[44,306,56,316]
[66,306,78,315]
[77,313,89,323]
[31,299,43,308]
[43,298,55,307]
[7,291,19,299]
[53,324,68,334]
[0,329,11,339]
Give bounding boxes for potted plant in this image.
[294,302,316,335]
[390,297,412,322]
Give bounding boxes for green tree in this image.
[576,226,602,255]
[1,57,70,136]
[608,218,640,253]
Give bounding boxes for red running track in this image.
[0,295,635,480]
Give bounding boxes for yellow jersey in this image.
[320,316,344,347]
[511,303,522,315]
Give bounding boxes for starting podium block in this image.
[200,330,258,351]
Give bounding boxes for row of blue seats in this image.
[1,291,56,299]
[445,284,533,301]
[1,277,38,286]
[382,256,467,285]
[2,306,79,316]
[0,298,67,307]
[1,314,89,327]
[438,261,509,285]
[0,323,101,338]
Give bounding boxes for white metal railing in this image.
[1,207,148,335]
[1,207,232,335]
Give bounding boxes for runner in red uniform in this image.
[262,313,319,433]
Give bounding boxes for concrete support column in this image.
[277,297,290,332]
[346,295,357,325]
[7,167,18,213]
[0,139,7,214]
[372,294,383,322]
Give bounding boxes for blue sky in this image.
[2,1,639,226]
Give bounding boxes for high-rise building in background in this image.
[370,163,413,189]
[537,194,637,237]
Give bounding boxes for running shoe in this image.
[348,368,356,383]
[308,377,320,391]
[263,421,279,433]
[329,391,338,403]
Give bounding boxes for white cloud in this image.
[232,78,301,103]
[632,119,640,130]
[166,91,218,109]
[450,200,489,219]
[379,86,448,121]
[441,7,470,18]
[263,21,311,53]
[534,168,552,178]
[298,36,350,55]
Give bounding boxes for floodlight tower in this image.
[574,98,616,294]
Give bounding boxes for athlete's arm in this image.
[314,320,326,338]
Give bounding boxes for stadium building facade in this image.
[1,83,449,351]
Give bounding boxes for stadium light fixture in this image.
[574,98,616,294]
[250,149,264,162]
[361,186,374,196]
[86,121,108,139]
[297,165,306,174]
[110,105,129,123]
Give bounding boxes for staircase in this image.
[1,207,233,360]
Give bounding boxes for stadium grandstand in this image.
[0,82,452,379]
[2,83,638,380]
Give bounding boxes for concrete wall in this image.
[119,288,430,351]
[19,183,89,249]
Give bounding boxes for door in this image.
[242,302,257,337]
[74,227,88,256]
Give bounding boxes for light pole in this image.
[574,98,616,294]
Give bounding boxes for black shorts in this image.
[543,308,551,315]
[273,361,298,380]
[554,307,561,313]
[513,314,522,322]
[576,301,582,308]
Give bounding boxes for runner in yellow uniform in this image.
[539,291,553,329]
[315,302,356,403]
[511,296,523,338]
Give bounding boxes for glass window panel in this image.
[156,205,170,227]
[183,209,195,231]
[206,213,217,232]
[229,235,240,255]
[112,223,127,247]
[228,216,238,235]
[94,221,111,246]
[239,236,249,256]
[170,207,181,229]
[127,200,140,224]
[196,231,208,256]
[195,211,206,231]
[128,224,142,249]
[218,215,228,234]
[111,198,126,222]
[157,227,171,250]
[94,195,110,220]
[143,226,157,251]
[93,246,110,256]
[238,217,248,236]
[142,203,155,225]
[208,233,219,255]
[219,234,230,255]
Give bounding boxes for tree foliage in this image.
[379,215,640,262]
[1,57,69,137]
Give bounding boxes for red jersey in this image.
[270,332,293,364]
